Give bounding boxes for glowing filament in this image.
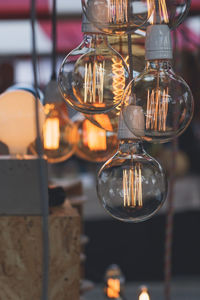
[148,0,169,24]
[112,57,126,104]
[123,163,143,208]
[44,118,60,150]
[108,0,128,24]
[107,278,120,298]
[83,120,107,151]
[139,289,150,300]
[146,87,169,131]
[84,61,105,104]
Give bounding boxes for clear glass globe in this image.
[58,34,129,114]
[97,140,168,222]
[122,60,194,143]
[42,102,76,163]
[74,114,118,162]
[82,0,154,35]
[84,103,121,132]
[145,0,191,29]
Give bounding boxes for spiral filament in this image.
[106,278,120,298]
[146,87,169,131]
[148,0,169,24]
[123,163,143,208]
[83,120,107,151]
[84,61,105,104]
[43,117,60,150]
[108,0,128,24]
[112,57,126,104]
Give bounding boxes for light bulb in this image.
[147,0,190,29]
[42,80,76,164]
[58,17,129,114]
[97,113,167,222]
[0,90,45,156]
[84,102,121,132]
[82,0,154,35]
[139,286,150,300]
[74,114,118,162]
[122,25,194,143]
[104,265,125,299]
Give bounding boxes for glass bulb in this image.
[146,0,190,29]
[97,140,167,222]
[108,31,145,77]
[82,0,154,35]
[74,114,118,162]
[42,102,76,163]
[58,34,129,114]
[84,103,121,132]
[104,264,125,299]
[0,90,45,157]
[139,286,150,300]
[122,60,194,143]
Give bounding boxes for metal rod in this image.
[30,1,49,299]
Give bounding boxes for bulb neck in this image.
[84,34,108,48]
[145,60,172,71]
[119,140,144,154]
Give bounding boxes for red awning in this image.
[0,0,198,19]
[191,0,200,11]
[0,0,49,18]
[40,20,83,54]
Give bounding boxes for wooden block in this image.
[0,201,80,300]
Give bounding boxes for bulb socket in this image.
[118,112,138,140]
[145,25,173,60]
[82,13,101,34]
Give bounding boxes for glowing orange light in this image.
[146,87,169,132]
[84,61,105,105]
[112,57,126,105]
[93,114,113,132]
[43,118,60,150]
[83,120,107,151]
[123,163,143,208]
[108,0,128,24]
[148,0,169,24]
[107,278,120,298]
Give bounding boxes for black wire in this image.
[127,34,133,81]
[30,1,49,300]
[51,0,57,80]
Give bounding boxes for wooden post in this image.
[0,201,80,300]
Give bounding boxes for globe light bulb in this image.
[82,0,154,35]
[147,0,190,29]
[74,114,118,162]
[104,264,125,299]
[58,16,129,114]
[84,102,122,132]
[97,113,167,222]
[42,80,76,164]
[139,286,150,300]
[0,90,45,156]
[122,25,194,143]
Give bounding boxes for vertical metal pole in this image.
[164,29,178,300]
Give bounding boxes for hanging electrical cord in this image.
[30,1,49,300]
[51,0,57,81]
[164,29,178,300]
[127,34,133,81]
